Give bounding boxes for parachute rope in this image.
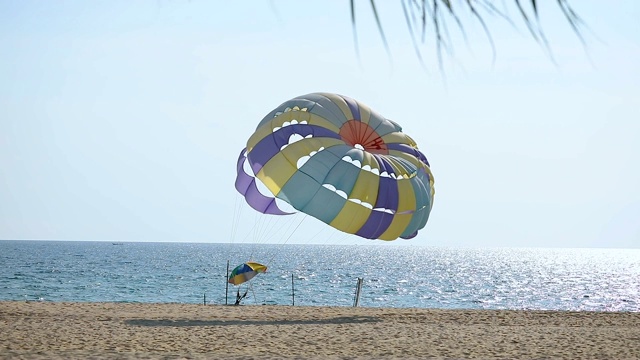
[264,214,307,267]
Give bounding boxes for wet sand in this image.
[1,301,639,359]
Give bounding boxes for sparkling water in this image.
[1,240,638,311]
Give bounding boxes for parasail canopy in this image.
[235,92,435,241]
[228,262,268,286]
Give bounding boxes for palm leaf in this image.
[351,0,587,70]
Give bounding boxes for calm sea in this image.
[0,241,638,311]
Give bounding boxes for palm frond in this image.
[351,0,587,71]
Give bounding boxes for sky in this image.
[1,1,639,248]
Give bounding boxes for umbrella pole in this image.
[225,260,229,305]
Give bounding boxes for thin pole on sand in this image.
[225,260,230,305]
[291,273,295,306]
[353,277,364,307]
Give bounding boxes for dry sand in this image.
[1,301,639,359]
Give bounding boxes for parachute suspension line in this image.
[249,211,269,259]
[228,194,246,278]
[251,214,307,264]
[254,214,294,246]
[246,206,301,261]
[264,213,308,268]
[248,280,258,305]
[331,225,358,246]
[248,210,278,259]
[230,193,241,244]
[303,222,337,247]
[231,215,268,265]
[248,211,262,259]
[235,220,262,244]
[307,225,325,243]
[301,220,343,247]
[254,212,282,244]
[336,230,353,245]
[244,211,258,260]
[314,225,358,248]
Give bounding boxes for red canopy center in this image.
[339,120,388,154]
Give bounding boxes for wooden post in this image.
[354,277,363,307]
[203,293,206,305]
[225,260,230,305]
[291,274,295,306]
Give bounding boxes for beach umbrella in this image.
[228,262,268,286]
[235,92,435,241]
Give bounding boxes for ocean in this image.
[1,240,638,311]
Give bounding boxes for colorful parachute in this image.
[235,92,434,240]
[228,262,268,286]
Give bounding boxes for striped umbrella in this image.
[228,262,268,285]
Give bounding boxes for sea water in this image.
[0,240,638,311]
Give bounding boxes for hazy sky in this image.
[1,1,639,248]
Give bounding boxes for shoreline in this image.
[2,301,640,359]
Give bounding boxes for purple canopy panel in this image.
[235,149,294,216]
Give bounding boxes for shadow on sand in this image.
[125,316,381,327]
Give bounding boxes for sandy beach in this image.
[1,301,639,359]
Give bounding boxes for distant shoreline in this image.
[2,301,639,359]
